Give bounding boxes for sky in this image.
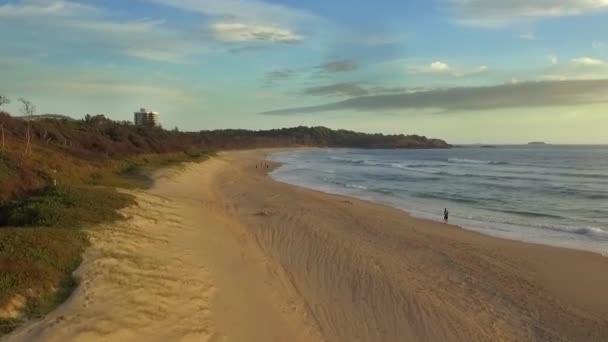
[0,0,607,144]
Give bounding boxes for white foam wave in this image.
[448,158,506,165]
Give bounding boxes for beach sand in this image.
[6,149,608,341]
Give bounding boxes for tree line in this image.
[0,95,449,162]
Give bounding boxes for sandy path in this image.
[214,150,608,342]
[5,160,322,342]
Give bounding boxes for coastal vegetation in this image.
[0,104,448,335]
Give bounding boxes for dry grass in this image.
[0,126,211,335]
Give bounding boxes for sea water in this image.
[269,147,608,255]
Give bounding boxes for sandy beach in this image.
[6,149,608,341]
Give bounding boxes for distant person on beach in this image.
[444,208,449,223]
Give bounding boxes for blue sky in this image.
[1,0,607,143]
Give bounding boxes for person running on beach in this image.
[444,208,449,223]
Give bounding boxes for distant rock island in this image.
[528,141,548,145]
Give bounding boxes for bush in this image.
[0,228,87,333]
[0,186,133,228]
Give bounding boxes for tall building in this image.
[134,108,160,127]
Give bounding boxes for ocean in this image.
[269,146,608,255]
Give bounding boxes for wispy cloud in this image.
[211,22,303,43]
[448,0,608,27]
[592,41,606,50]
[317,59,359,73]
[145,0,319,26]
[1,58,199,109]
[262,68,299,85]
[519,33,538,40]
[145,0,322,45]
[0,2,205,63]
[261,59,360,86]
[260,79,608,115]
[571,56,606,66]
[0,0,100,18]
[541,57,608,80]
[300,82,413,98]
[301,82,369,97]
[123,48,192,64]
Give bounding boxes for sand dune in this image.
[6,149,608,342]
[6,160,322,342]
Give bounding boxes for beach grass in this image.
[0,149,212,335]
[0,227,87,334]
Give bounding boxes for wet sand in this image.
[6,149,608,341]
[215,150,608,341]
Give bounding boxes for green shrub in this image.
[0,228,87,333]
[0,186,133,229]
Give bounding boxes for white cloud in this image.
[571,57,606,66]
[430,61,451,72]
[211,22,303,44]
[548,55,559,65]
[123,49,191,64]
[449,0,608,27]
[145,0,326,46]
[540,57,608,80]
[408,61,488,77]
[407,61,451,74]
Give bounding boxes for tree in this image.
[0,95,8,157]
[18,98,36,158]
[0,121,4,157]
[0,95,10,110]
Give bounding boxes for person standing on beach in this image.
[444,208,449,223]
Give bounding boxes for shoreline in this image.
[6,148,608,341]
[267,149,608,257]
[216,149,608,341]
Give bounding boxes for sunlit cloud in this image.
[211,22,303,43]
[571,56,606,66]
[408,61,488,77]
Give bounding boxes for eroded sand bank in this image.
[6,149,608,342]
[6,157,322,342]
